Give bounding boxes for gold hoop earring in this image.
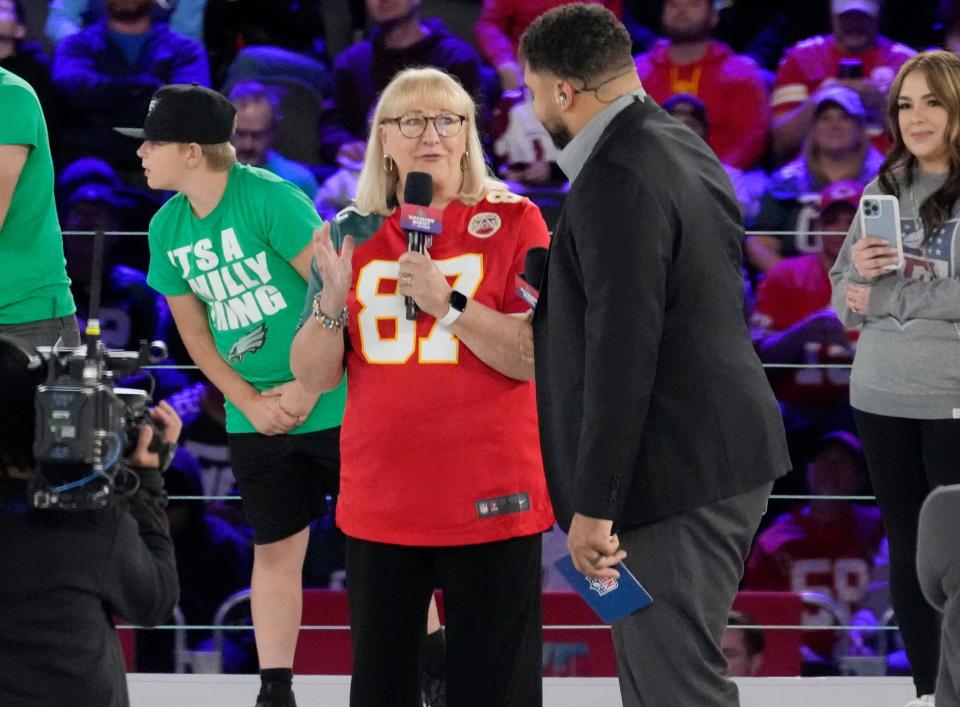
[460,152,469,171]
[383,154,395,173]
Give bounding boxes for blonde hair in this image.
[199,142,237,172]
[355,67,493,215]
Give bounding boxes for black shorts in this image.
[228,427,340,545]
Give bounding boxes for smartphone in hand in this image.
[859,194,903,271]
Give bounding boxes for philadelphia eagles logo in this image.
[228,323,267,362]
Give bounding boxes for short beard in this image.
[664,22,712,44]
[545,120,573,151]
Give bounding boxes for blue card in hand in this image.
[553,555,653,624]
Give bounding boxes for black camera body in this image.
[30,341,163,511]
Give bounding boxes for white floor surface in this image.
[128,674,919,707]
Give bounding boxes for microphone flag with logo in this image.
[400,172,443,320]
[516,246,547,309]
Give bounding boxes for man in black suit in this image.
[519,5,790,705]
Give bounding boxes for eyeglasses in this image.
[383,113,467,139]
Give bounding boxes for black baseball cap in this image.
[115,84,237,143]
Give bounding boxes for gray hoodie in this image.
[829,169,960,419]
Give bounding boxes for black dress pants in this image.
[345,533,543,707]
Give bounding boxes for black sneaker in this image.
[254,683,297,707]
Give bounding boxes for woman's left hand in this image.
[845,283,872,316]
[397,250,452,319]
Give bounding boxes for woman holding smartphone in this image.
[830,50,960,707]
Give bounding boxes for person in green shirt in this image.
[118,84,345,707]
[0,66,78,349]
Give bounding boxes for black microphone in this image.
[400,172,441,321]
[517,246,547,309]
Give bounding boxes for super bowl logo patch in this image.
[468,212,502,239]
[587,576,618,597]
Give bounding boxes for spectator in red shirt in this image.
[475,0,621,92]
[635,0,769,170]
[743,430,885,666]
[770,0,914,165]
[751,180,862,433]
[752,180,862,351]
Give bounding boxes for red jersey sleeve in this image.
[475,0,520,68]
[771,48,811,119]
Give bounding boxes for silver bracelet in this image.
[311,294,348,330]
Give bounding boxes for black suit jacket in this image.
[533,96,790,532]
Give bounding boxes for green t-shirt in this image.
[147,163,345,434]
[0,67,74,324]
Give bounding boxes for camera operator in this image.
[0,336,182,707]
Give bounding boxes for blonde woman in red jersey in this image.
[291,67,554,707]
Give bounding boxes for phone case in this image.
[859,194,904,270]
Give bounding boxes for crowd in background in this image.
[3,0,954,678]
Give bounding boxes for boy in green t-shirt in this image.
[0,67,78,349]
[118,84,345,707]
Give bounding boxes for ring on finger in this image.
[588,552,603,567]
[399,274,412,287]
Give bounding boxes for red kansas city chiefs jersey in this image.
[330,191,554,546]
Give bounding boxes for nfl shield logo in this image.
[586,576,618,597]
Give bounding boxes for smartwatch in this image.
[437,290,467,326]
